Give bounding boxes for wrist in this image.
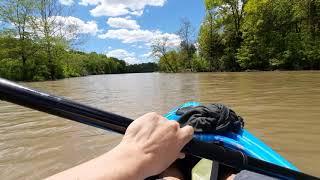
[105,142,148,180]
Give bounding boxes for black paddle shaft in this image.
[0,78,318,180]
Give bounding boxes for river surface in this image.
[0,72,319,179]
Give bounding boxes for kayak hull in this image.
[164,102,298,177]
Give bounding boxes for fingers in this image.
[167,120,180,131]
[125,112,162,137]
[178,125,194,146]
[143,112,169,124]
[176,125,193,160]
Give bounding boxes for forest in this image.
[0,0,319,81]
[0,0,158,81]
[156,0,320,72]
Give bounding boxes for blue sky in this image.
[59,0,205,64]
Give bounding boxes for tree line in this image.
[1,0,319,81]
[0,33,157,81]
[155,0,320,72]
[0,0,157,81]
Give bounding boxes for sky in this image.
[40,1,205,64]
[0,0,205,64]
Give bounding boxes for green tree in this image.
[198,11,224,71]
[158,51,181,72]
[238,0,320,70]
[33,0,75,80]
[200,0,246,71]
[0,0,37,79]
[205,0,246,42]
[151,37,177,72]
[126,63,158,73]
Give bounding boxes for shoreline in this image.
[15,70,320,83]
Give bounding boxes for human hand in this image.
[119,112,194,179]
[46,112,194,180]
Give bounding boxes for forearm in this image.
[46,113,193,180]
[46,143,144,180]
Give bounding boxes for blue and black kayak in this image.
[165,102,298,180]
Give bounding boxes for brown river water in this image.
[0,71,319,179]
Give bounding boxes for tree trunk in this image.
[21,54,27,80]
[163,54,175,72]
[47,45,55,80]
[209,12,215,71]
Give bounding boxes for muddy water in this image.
[0,71,319,179]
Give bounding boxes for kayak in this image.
[164,102,298,179]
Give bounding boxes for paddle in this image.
[0,78,318,180]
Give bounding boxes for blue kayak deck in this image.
[164,102,298,171]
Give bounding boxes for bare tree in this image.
[177,18,196,69]
[151,36,176,72]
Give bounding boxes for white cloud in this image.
[79,0,100,6]
[53,16,100,36]
[107,17,140,30]
[59,0,74,6]
[79,0,166,17]
[141,52,152,57]
[130,10,144,16]
[106,49,139,64]
[98,28,181,47]
[24,16,100,40]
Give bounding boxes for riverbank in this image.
[3,65,320,83]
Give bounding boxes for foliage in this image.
[1,0,320,79]
[151,36,177,72]
[126,63,158,73]
[191,55,210,72]
[0,0,39,79]
[158,51,180,72]
[0,0,159,81]
[237,0,320,70]
[156,0,320,72]
[160,0,320,71]
[177,18,197,70]
[0,35,149,81]
[198,12,225,71]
